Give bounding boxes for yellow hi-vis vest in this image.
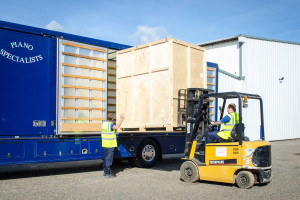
[217,112,239,140]
[101,121,117,148]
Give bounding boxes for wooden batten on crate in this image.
[116,38,207,132]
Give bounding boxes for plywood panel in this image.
[151,42,170,71]
[117,77,133,127]
[133,47,150,75]
[190,47,206,88]
[172,43,188,126]
[132,74,150,126]
[117,51,133,78]
[151,70,171,125]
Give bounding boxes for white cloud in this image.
[45,20,64,31]
[130,25,170,45]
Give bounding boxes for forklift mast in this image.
[184,88,213,158]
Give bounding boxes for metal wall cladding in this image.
[205,40,240,75]
[205,37,300,141]
[242,38,300,141]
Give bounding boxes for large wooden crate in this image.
[116,38,207,131]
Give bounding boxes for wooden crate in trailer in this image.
[116,38,207,132]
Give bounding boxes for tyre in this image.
[134,139,160,168]
[236,171,255,189]
[180,161,200,183]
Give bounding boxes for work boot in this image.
[104,173,116,178]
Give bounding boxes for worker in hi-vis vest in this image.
[206,103,239,144]
[101,113,125,178]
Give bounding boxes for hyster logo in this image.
[0,41,43,63]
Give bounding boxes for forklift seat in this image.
[218,123,244,143]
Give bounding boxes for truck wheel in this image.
[236,171,255,189]
[180,161,200,183]
[135,139,160,168]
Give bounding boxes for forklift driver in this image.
[205,103,238,144]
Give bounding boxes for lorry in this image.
[0,20,219,168]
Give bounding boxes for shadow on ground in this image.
[0,157,184,180]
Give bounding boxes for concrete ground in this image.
[0,139,299,200]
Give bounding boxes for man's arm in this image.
[211,115,231,126]
[113,113,125,130]
[211,121,222,126]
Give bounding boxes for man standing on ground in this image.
[101,113,125,178]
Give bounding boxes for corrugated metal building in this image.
[199,35,300,141]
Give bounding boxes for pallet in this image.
[119,125,186,132]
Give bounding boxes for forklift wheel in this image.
[180,161,200,183]
[236,171,255,189]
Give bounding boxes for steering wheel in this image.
[206,119,217,132]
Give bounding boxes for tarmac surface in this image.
[0,139,299,200]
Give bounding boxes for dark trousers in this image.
[103,147,115,174]
[205,131,222,144]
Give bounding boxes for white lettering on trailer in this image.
[10,42,34,50]
[1,41,43,63]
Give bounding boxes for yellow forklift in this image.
[180,89,271,189]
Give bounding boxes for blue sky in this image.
[0,0,299,46]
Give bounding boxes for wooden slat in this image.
[209,98,215,100]
[108,104,116,106]
[61,96,106,101]
[108,96,116,99]
[108,81,116,84]
[62,52,106,62]
[207,68,216,71]
[207,75,216,78]
[62,74,106,81]
[108,66,116,70]
[62,106,106,110]
[209,105,215,108]
[207,83,216,86]
[62,63,106,72]
[209,113,215,116]
[108,88,116,91]
[62,117,106,120]
[62,42,106,53]
[108,73,116,77]
[61,123,102,132]
[62,85,106,91]
[108,111,116,113]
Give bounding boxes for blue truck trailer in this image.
[0,20,219,168]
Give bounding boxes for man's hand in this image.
[120,113,125,120]
[113,114,125,130]
[210,121,215,125]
